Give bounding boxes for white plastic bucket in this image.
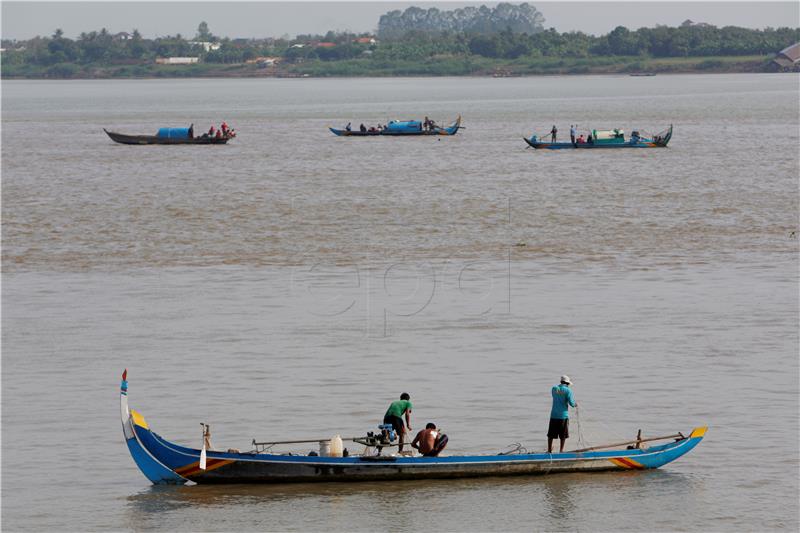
[319,440,331,457]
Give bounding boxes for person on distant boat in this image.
[215,129,222,139]
[360,123,367,133]
[345,122,352,132]
[577,134,585,144]
[188,124,194,139]
[550,125,558,142]
[221,121,228,135]
[586,132,594,145]
[548,375,577,453]
[570,124,577,145]
[411,423,449,457]
[208,125,215,137]
[384,393,413,452]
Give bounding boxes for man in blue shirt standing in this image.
[548,375,577,453]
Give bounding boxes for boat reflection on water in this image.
[125,469,703,530]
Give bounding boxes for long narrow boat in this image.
[104,127,230,145]
[120,371,706,485]
[524,125,672,149]
[330,116,461,137]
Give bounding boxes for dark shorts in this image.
[383,414,405,435]
[423,433,449,457]
[547,418,569,439]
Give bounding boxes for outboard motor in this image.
[378,424,397,444]
[355,426,398,456]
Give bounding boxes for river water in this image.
[2,74,798,531]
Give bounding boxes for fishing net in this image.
[573,404,627,450]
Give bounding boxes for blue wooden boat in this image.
[330,116,461,136]
[120,371,706,485]
[524,125,672,149]
[104,125,231,145]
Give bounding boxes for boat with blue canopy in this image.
[330,116,461,136]
[104,124,232,145]
[120,370,706,485]
[524,125,672,149]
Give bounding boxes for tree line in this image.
[378,3,545,38]
[2,19,798,78]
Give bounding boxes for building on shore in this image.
[772,43,800,71]
[245,56,282,67]
[188,41,221,52]
[155,57,199,65]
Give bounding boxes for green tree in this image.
[129,29,148,58]
[607,26,639,55]
[196,21,214,41]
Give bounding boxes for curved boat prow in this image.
[661,124,674,146]
[442,115,462,135]
[120,370,186,485]
[629,426,707,469]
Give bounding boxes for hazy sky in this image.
[2,1,798,41]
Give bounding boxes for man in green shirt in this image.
[383,393,413,452]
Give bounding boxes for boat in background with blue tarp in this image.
[104,124,232,145]
[330,116,461,136]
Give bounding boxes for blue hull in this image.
[121,372,706,485]
[331,116,461,137]
[524,139,666,149]
[524,125,672,150]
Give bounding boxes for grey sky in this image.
[2,1,798,41]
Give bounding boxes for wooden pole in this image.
[252,437,362,446]
[572,432,684,453]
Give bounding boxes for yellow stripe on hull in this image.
[610,457,644,469]
[130,409,149,429]
[690,426,707,438]
[176,458,235,477]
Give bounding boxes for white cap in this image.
[560,375,572,384]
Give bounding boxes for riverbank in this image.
[0,54,776,79]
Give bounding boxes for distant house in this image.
[113,32,133,41]
[354,37,377,44]
[155,57,199,65]
[315,42,336,48]
[188,41,221,52]
[290,43,305,48]
[680,19,714,28]
[245,56,281,66]
[773,42,800,71]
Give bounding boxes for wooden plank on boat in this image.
[252,437,362,446]
[572,432,685,453]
